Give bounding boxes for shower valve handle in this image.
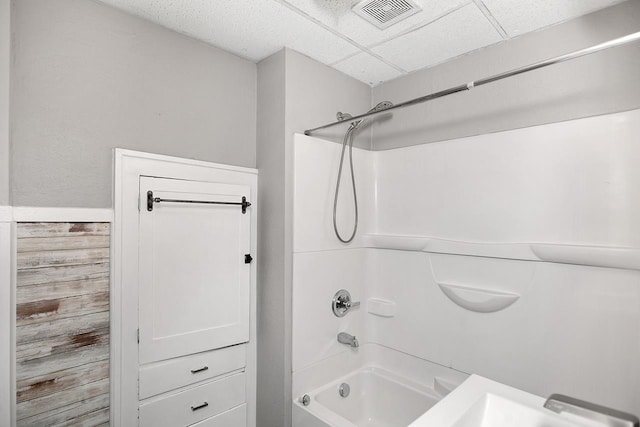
[332,289,360,317]
[345,300,360,309]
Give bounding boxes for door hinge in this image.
[244,254,253,264]
[136,328,139,344]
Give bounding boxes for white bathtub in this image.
[293,344,468,427]
[294,367,441,427]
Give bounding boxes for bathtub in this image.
[293,344,467,427]
[294,367,440,427]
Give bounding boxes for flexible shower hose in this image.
[333,124,358,243]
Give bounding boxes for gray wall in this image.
[372,0,640,150]
[286,50,373,149]
[256,48,370,427]
[0,0,9,206]
[11,0,257,208]
[256,49,287,427]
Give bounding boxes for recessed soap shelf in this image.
[367,298,396,317]
[437,282,520,313]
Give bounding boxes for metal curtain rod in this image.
[304,31,640,136]
[146,191,252,214]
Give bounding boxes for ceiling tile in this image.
[481,0,627,37]
[332,53,404,85]
[371,3,502,72]
[95,0,360,63]
[280,0,471,46]
[94,0,627,86]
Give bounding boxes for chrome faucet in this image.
[337,332,359,348]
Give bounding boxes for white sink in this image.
[410,375,612,427]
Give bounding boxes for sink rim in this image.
[409,374,607,427]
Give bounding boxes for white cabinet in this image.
[191,405,247,427]
[136,176,253,425]
[113,150,257,427]
[138,176,251,363]
[138,372,246,427]
[139,344,247,400]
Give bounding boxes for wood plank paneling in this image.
[16,379,109,425]
[17,235,110,253]
[17,248,110,269]
[16,277,109,304]
[53,407,111,427]
[17,311,110,344]
[16,263,109,287]
[16,222,110,426]
[16,327,109,362]
[16,393,110,427]
[17,360,109,402]
[17,344,110,382]
[17,223,110,238]
[16,292,109,326]
[16,378,109,420]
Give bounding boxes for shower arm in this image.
[304,31,640,136]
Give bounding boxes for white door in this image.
[138,176,252,364]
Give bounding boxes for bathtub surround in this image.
[372,0,640,150]
[10,0,257,208]
[372,110,640,246]
[292,109,640,423]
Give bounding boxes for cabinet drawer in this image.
[139,372,245,427]
[140,344,246,399]
[191,404,246,427]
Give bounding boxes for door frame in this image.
[112,149,258,427]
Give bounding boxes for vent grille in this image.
[352,0,422,29]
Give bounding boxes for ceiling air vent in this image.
[352,0,422,29]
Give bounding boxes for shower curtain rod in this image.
[304,31,640,136]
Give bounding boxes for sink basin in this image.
[450,393,608,427]
[410,375,612,427]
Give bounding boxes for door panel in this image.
[139,177,251,364]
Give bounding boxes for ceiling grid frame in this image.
[472,0,509,39]
[360,2,472,52]
[272,0,408,74]
[93,0,629,86]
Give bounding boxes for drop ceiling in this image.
[94,0,625,86]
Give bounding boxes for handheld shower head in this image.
[332,100,393,244]
[370,101,394,112]
[352,101,394,129]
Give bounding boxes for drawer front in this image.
[140,344,246,399]
[139,372,245,427]
[191,404,246,427]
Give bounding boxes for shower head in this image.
[352,101,394,129]
[369,101,394,113]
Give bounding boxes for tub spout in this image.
[337,332,359,348]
